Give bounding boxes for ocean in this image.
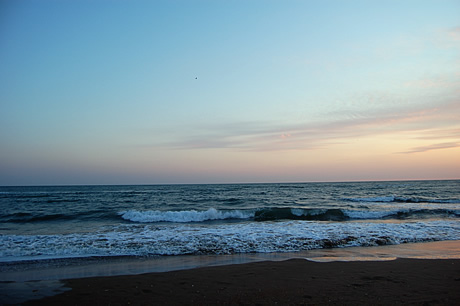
[1,180,459,264]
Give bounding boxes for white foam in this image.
[119,208,253,223]
[1,220,459,262]
[344,210,396,219]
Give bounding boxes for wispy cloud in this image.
[399,142,460,154]
[415,128,460,140]
[441,26,460,47]
[447,26,460,41]
[158,98,460,153]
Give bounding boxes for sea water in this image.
[1,181,459,263]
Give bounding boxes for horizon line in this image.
[1,178,459,188]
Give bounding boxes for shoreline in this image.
[23,258,460,305]
[1,240,460,283]
[1,240,460,304]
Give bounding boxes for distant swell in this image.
[1,213,70,223]
[345,208,460,220]
[1,210,116,223]
[343,196,460,204]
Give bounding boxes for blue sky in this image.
[1,0,459,185]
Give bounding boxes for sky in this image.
[1,0,459,185]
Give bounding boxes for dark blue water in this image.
[1,180,459,262]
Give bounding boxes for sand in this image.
[23,258,460,305]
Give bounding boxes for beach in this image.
[1,182,459,305]
[0,241,457,305]
[22,258,460,305]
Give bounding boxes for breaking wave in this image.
[119,208,253,223]
[119,207,460,223]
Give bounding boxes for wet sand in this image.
[24,258,460,305]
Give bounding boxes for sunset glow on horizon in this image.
[1,0,459,185]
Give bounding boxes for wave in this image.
[118,207,460,223]
[254,208,348,221]
[254,207,459,222]
[119,208,348,223]
[119,208,253,223]
[2,207,458,225]
[343,196,460,204]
